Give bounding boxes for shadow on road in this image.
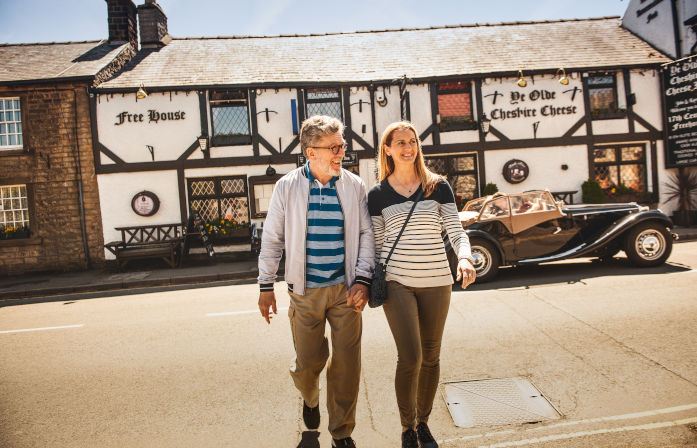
[454,257,693,292]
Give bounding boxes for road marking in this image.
[0,324,84,334]
[439,403,697,445]
[206,306,289,317]
[476,416,697,448]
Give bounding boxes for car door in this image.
[510,192,576,260]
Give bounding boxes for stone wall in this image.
[0,83,105,275]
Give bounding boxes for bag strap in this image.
[384,188,424,267]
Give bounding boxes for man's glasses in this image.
[311,143,347,155]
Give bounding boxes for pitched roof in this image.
[99,17,670,90]
[0,40,130,84]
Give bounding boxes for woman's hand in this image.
[456,259,477,289]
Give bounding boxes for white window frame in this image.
[0,184,30,229]
[0,97,23,150]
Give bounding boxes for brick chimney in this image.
[105,0,138,48]
[138,0,171,48]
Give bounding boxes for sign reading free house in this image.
[97,92,201,163]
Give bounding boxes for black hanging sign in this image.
[296,151,358,167]
[663,56,697,167]
[188,209,215,257]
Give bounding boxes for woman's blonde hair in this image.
[378,121,442,197]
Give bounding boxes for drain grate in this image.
[442,377,561,428]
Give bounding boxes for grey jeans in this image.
[383,281,451,429]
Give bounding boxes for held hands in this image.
[456,259,477,289]
[347,284,369,312]
[258,291,277,324]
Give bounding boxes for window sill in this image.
[0,236,43,248]
[211,135,252,147]
[439,121,478,132]
[591,111,627,121]
[0,148,27,157]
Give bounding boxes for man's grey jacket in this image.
[258,166,374,296]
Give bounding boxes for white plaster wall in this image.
[480,74,585,140]
[630,69,664,131]
[255,88,298,155]
[360,157,378,190]
[622,0,676,58]
[485,146,588,203]
[97,92,201,163]
[407,84,432,136]
[374,85,402,141]
[592,119,629,135]
[347,86,374,150]
[98,170,181,259]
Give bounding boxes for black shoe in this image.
[416,422,438,448]
[302,402,320,430]
[332,437,356,448]
[297,431,320,448]
[401,429,418,448]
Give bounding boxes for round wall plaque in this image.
[502,159,529,184]
[131,190,160,216]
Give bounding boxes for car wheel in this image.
[470,238,500,283]
[623,222,672,267]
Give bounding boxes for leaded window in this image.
[588,73,623,119]
[592,145,647,192]
[424,154,479,209]
[437,81,475,132]
[305,88,342,120]
[0,184,30,239]
[210,90,251,146]
[0,98,23,149]
[187,176,250,225]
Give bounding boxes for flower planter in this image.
[671,211,697,227]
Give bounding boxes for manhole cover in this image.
[442,377,561,428]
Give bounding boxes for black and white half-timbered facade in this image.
[91,6,676,257]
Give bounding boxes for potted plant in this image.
[482,182,499,196]
[581,178,606,204]
[0,225,30,240]
[203,217,251,243]
[603,183,653,204]
[664,167,697,226]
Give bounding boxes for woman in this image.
[367,121,476,448]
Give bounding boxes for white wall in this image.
[622,0,676,58]
[97,92,201,163]
[98,170,181,259]
[485,146,589,203]
[631,69,664,132]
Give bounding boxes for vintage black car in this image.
[459,190,677,283]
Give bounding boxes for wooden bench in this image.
[552,190,578,205]
[105,223,184,268]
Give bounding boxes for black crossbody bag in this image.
[369,189,423,308]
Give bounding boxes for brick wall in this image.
[0,83,105,275]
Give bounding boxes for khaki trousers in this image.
[383,281,451,429]
[288,283,362,439]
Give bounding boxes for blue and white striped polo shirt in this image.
[305,163,345,289]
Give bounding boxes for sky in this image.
[0,0,629,44]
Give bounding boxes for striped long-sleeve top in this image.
[368,178,472,288]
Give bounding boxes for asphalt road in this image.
[1,242,697,447]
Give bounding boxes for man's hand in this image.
[456,259,477,289]
[258,291,277,324]
[346,284,369,312]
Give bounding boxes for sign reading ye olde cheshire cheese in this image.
[485,88,580,121]
[114,110,186,126]
[663,57,697,167]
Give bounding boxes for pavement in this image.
[1,226,696,302]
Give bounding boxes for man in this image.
[258,115,375,448]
